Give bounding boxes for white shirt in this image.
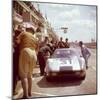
[81,45,91,59]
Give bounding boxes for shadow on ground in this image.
[37,76,82,88]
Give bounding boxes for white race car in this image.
[45,48,86,81]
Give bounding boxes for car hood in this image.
[46,56,81,72]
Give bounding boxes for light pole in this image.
[60,27,68,33]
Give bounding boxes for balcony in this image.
[23,1,44,23]
[13,10,23,23]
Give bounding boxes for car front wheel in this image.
[79,71,86,80]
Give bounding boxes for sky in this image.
[33,2,97,42]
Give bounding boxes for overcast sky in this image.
[33,2,97,42]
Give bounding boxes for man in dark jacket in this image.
[37,44,52,76]
[64,38,70,48]
[57,37,65,48]
[13,29,21,95]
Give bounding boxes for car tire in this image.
[46,76,52,81]
[80,71,86,80]
[80,74,86,80]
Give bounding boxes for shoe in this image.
[13,90,18,95]
[86,66,88,69]
[40,73,44,76]
[20,96,29,99]
[28,93,32,97]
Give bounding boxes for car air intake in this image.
[60,66,72,71]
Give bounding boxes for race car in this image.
[45,48,86,81]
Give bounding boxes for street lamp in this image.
[61,27,68,33]
[53,27,68,33]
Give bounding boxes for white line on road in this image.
[91,66,96,71]
[32,91,56,96]
[32,78,35,80]
[13,88,56,99]
[13,77,56,99]
[13,89,23,99]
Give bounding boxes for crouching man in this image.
[37,43,53,76]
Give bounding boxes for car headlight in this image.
[75,71,81,75]
[51,72,57,76]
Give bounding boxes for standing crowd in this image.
[13,25,91,98]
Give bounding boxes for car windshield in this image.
[52,49,78,58]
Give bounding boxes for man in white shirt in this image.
[79,41,91,69]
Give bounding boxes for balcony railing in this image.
[13,10,23,23]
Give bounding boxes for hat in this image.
[79,41,83,45]
[26,27,35,33]
[47,43,52,48]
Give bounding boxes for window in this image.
[19,5,23,16]
[13,1,23,16]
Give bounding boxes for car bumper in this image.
[45,70,86,80]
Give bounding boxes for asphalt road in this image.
[29,49,97,98]
[13,49,97,99]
